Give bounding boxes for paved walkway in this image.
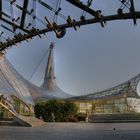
[0,123,140,140]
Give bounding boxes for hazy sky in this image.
[5,0,140,96]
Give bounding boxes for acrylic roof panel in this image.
[0,68,16,94]
[0,56,34,104]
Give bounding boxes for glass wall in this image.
[12,96,33,116]
[0,95,34,121]
[0,106,13,120]
[77,98,129,115]
[94,98,128,114]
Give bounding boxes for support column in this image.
[0,0,2,19]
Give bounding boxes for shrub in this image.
[75,113,86,121]
[66,116,79,122]
[34,99,78,122]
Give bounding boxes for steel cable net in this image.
[0,0,139,52]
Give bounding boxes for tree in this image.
[34,99,78,122]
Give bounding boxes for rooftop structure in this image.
[70,72,140,116]
[0,43,71,126]
[71,73,140,101]
[0,0,139,52]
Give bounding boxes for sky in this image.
[4,0,140,96]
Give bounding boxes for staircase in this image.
[0,96,18,116]
[14,116,46,127]
[0,95,45,127]
[89,113,140,123]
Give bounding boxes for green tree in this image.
[34,99,78,122]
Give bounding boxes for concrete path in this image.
[0,122,140,140]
